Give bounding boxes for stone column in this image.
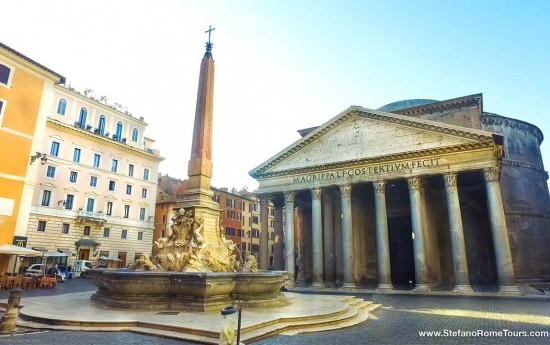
[311,188,324,287]
[407,177,430,291]
[483,167,519,294]
[323,191,336,287]
[273,200,285,270]
[443,173,473,292]
[373,181,393,290]
[340,185,355,288]
[259,195,270,270]
[284,191,296,286]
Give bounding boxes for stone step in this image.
[241,298,380,343]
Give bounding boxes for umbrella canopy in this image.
[0,244,44,257]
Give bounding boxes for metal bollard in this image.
[0,288,23,333]
[219,302,243,345]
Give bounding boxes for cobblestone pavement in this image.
[1,280,550,345]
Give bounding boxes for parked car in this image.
[73,260,93,278]
[25,263,46,276]
[25,263,67,282]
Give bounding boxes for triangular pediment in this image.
[250,106,496,178]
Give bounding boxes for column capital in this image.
[311,188,322,200]
[407,176,423,191]
[258,193,272,202]
[284,191,295,203]
[444,172,458,187]
[483,166,501,182]
[373,181,386,194]
[339,185,352,198]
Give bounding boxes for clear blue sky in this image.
[3,0,549,190]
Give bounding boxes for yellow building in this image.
[0,42,64,262]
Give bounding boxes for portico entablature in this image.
[250,106,502,194]
[255,147,498,193]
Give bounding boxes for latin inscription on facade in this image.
[292,158,442,184]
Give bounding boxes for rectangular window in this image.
[73,148,81,162]
[61,223,70,234]
[84,226,91,236]
[103,228,110,237]
[90,176,98,187]
[106,202,113,216]
[93,154,101,168]
[141,188,147,198]
[45,165,56,178]
[41,190,51,206]
[109,180,116,191]
[138,232,143,241]
[126,184,132,195]
[87,198,95,212]
[143,168,149,181]
[111,159,118,172]
[123,205,130,218]
[65,194,74,210]
[69,171,78,183]
[252,216,259,224]
[37,220,46,232]
[139,208,146,220]
[0,64,12,85]
[121,230,127,239]
[50,141,60,156]
[128,164,134,177]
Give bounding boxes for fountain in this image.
[88,28,288,311]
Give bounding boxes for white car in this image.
[25,264,67,282]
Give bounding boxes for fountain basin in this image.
[88,268,288,312]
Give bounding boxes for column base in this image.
[498,285,520,295]
[413,284,431,292]
[377,283,394,291]
[311,282,324,288]
[453,284,474,293]
[342,283,356,289]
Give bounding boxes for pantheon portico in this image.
[250,95,550,294]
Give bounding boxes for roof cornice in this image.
[47,118,164,162]
[54,85,148,126]
[250,106,495,178]
[393,94,483,116]
[0,42,65,84]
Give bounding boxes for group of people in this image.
[47,263,59,278]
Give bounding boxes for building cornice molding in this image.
[481,113,544,144]
[0,43,65,83]
[250,107,495,178]
[54,85,147,126]
[47,118,164,162]
[254,141,494,179]
[394,94,482,116]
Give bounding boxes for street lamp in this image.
[30,152,47,165]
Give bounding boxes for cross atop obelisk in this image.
[182,26,219,209]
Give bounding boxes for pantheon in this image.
[250,94,550,293]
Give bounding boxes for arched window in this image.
[98,115,106,135]
[78,107,88,128]
[132,128,139,142]
[56,99,67,115]
[115,121,123,141]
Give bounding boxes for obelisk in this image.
[180,26,223,250]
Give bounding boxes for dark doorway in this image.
[389,216,415,285]
[78,249,90,260]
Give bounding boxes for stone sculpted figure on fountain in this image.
[136,207,238,272]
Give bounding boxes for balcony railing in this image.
[77,210,107,223]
